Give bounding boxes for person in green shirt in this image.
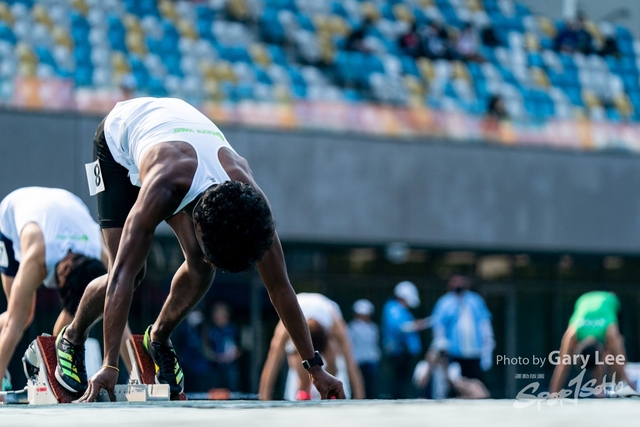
[549,291,633,395]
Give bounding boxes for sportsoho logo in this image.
[495,351,626,409]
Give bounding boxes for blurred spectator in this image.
[382,281,430,399]
[600,35,620,57]
[454,24,484,62]
[203,302,241,392]
[422,21,452,60]
[487,95,508,120]
[413,338,490,399]
[554,12,593,55]
[348,299,381,399]
[345,18,373,53]
[575,12,594,55]
[398,22,424,58]
[554,21,579,53]
[174,309,213,392]
[480,25,501,47]
[430,275,495,387]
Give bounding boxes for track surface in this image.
[1,399,639,427]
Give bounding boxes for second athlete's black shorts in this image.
[94,119,140,228]
[0,231,20,277]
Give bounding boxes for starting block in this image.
[1,332,185,405]
[128,334,186,401]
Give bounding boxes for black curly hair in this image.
[194,181,275,273]
[56,252,107,315]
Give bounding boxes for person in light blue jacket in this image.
[431,274,495,386]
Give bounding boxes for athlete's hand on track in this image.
[74,366,118,403]
[309,367,346,399]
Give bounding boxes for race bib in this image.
[85,159,106,196]
[0,241,8,268]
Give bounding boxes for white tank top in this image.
[103,97,237,214]
[296,293,343,332]
[0,187,103,289]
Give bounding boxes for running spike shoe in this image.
[143,325,184,395]
[54,325,87,393]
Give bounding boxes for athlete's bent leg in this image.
[605,325,634,388]
[150,260,215,345]
[65,228,146,344]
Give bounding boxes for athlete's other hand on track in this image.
[74,366,118,403]
[309,367,346,399]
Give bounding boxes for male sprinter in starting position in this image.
[0,187,109,391]
[549,291,635,395]
[56,97,345,401]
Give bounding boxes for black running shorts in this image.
[93,119,140,229]
[0,231,19,277]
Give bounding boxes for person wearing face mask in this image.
[430,274,495,387]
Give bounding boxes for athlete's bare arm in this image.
[549,327,578,394]
[78,143,197,402]
[220,148,345,399]
[331,314,365,399]
[0,223,46,382]
[259,321,289,400]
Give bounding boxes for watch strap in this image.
[302,351,324,370]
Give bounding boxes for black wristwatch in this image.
[302,351,324,370]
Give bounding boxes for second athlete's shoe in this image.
[143,325,184,395]
[54,325,87,393]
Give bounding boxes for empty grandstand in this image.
[0,0,639,149]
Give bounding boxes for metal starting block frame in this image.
[0,335,170,405]
[94,339,170,403]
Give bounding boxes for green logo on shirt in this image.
[173,128,225,141]
[56,235,89,242]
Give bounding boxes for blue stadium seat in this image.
[108,15,127,52]
[268,44,287,66]
[297,13,315,32]
[474,80,489,99]
[623,73,640,90]
[565,87,583,106]
[332,2,349,19]
[287,66,306,87]
[291,83,306,99]
[620,57,638,75]
[260,9,285,45]
[255,66,272,85]
[527,53,544,68]
[218,46,252,63]
[73,43,92,67]
[515,3,531,17]
[334,51,365,86]
[35,46,56,69]
[400,56,420,77]
[164,54,183,77]
[74,65,93,87]
[147,77,167,97]
[0,22,16,44]
[196,5,216,22]
[70,12,90,43]
[235,82,254,100]
[606,107,621,122]
[264,0,296,12]
[344,88,362,103]
[381,3,395,21]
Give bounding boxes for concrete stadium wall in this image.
[1,108,640,254]
[518,0,640,38]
